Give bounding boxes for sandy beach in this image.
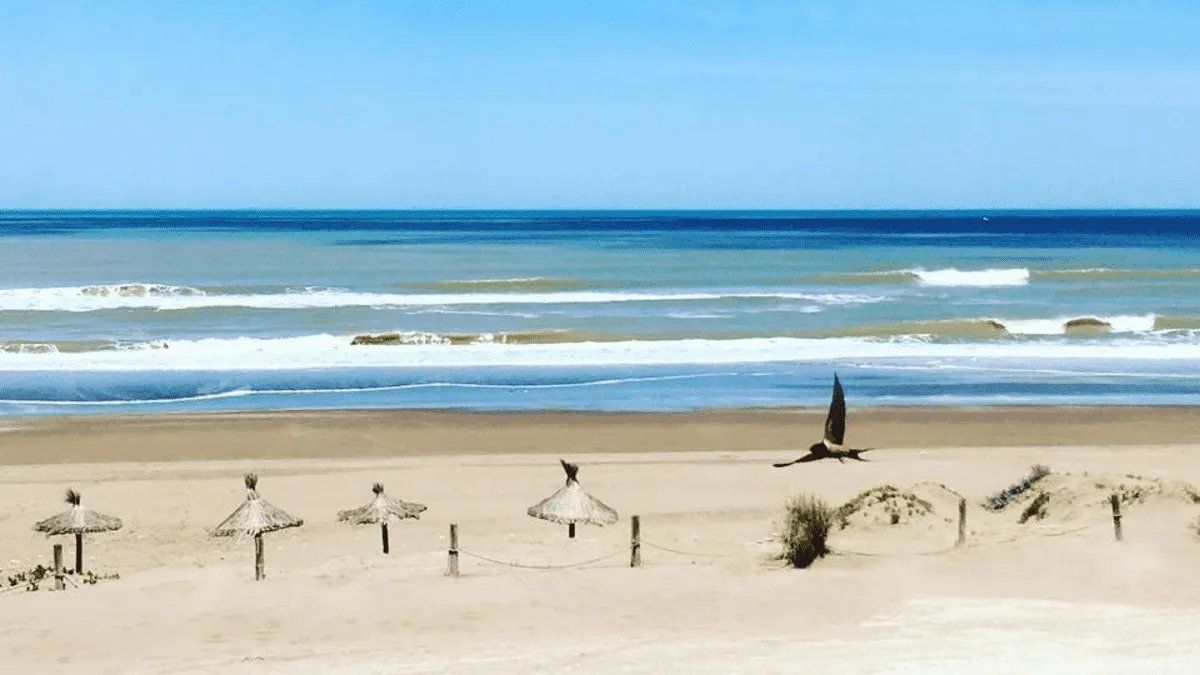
[8,0,1200,670]
[1,408,1199,673]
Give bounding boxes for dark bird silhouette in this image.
[773,374,870,467]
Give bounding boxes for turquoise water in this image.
[1,211,1199,414]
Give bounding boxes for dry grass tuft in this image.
[987,464,1051,510]
[778,494,835,569]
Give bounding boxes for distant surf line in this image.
[3,334,1200,371]
[803,267,1200,286]
[0,284,884,312]
[7,313,1197,356]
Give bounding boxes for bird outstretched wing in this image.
[824,374,846,447]
[773,454,822,468]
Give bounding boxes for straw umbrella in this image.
[33,488,122,574]
[211,473,303,580]
[527,459,619,538]
[338,482,427,554]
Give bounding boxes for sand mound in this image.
[997,472,1200,525]
[837,482,963,532]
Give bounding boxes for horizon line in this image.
[4,207,1200,215]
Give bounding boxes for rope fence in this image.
[444,509,1109,573]
[442,516,749,577]
[3,494,1135,591]
[459,548,623,570]
[640,540,740,558]
[833,506,1110,558]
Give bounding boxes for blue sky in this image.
[2,1,1199,209]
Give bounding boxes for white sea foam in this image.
[0,333,1197,372]
[911,267,1030,287]
[0,285,884,312]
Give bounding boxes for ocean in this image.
[1,210,1198,415]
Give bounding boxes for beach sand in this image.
[2,408,1199,673]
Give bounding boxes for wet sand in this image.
[3,406,1200,464]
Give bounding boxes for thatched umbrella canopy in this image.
[34,488,122,574]
[338,482,427,554]
[212,474,302,580]
[527,460,618,538]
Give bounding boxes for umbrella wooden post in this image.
[527,460,618,535]
[446,523,459,577]
[630,515,641,568]
[254,533,265,580]
[956,498,967,547]
[53,544,65,591]
[337,482,426,553]
[1110,494,1123,541]
[34,488,122,572]
[212,474,301,579]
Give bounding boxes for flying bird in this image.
[773,374,870,467]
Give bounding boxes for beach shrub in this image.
[4,565,119,592]
[778,494,835,568]
[986,464,1051,511]
[1018,492,1050,523]
[5,564,51,591]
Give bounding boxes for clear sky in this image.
[2,1,1199,209]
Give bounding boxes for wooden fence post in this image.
[74,532,84,574]
[956,498,967,547]
[630,515,641,568]
[446,523,459,577]
[381,523,390,554]
[1110,494,1123,541]
[52,544,65,591]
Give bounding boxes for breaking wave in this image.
[816,315,1182,339]
[808,267,1200,286]
[806,267,1029,286]
[2,333,1199,372]
[1000,314,1157,335]
[912,267,1030,286]
[0,284,884,312]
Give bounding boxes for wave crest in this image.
[413,277,592,292]
[1033,268,1200,281]
[912,267,1030,287]
[1,331,1199,371]
[809,267,1199,286]
[805,267,1029,287]
[0,285,885,312]
[79,283,205,298]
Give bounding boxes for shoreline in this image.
[4,405,1199,465]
